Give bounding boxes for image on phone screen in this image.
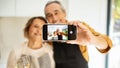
[43,24,76,41]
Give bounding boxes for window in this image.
[107,0,120,68]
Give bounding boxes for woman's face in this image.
[28,19,45,41]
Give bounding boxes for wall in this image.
[0,0,68,17]
[68,0,107,68]
[68,0,107,34]
[0,17,30,68]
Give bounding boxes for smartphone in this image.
[42,24,76,41]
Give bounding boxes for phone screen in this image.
[43,24,76,41]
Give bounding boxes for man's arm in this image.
[82,22,112,53]
[67,21,112,53]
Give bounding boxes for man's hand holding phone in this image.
[67,21,94,45]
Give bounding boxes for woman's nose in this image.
[37,27,42,32]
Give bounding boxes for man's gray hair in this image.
[44,1,66,14]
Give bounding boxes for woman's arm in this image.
[7,50,16,68]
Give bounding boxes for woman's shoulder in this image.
[13,42,27,50]
[7,42,26,60]
[10,42,27,56]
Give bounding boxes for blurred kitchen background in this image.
[0,0,120,68]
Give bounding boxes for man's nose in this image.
[52,15,59,23]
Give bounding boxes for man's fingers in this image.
[66,40,77,44]
[77,21,87,29]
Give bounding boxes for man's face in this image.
[45,3,66,24]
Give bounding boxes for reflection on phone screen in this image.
[47,25,68,40]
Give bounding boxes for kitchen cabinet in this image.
[0,0,49,16]
[0,0,15,16]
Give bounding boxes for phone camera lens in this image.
[70,31,73,34]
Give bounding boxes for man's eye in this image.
[47,14,52,18]
[55,12,58,15]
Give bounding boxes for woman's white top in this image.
[7,42,55,68]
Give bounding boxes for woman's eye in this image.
[34,25,39,28]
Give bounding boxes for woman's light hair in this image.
[24,16,47,39]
